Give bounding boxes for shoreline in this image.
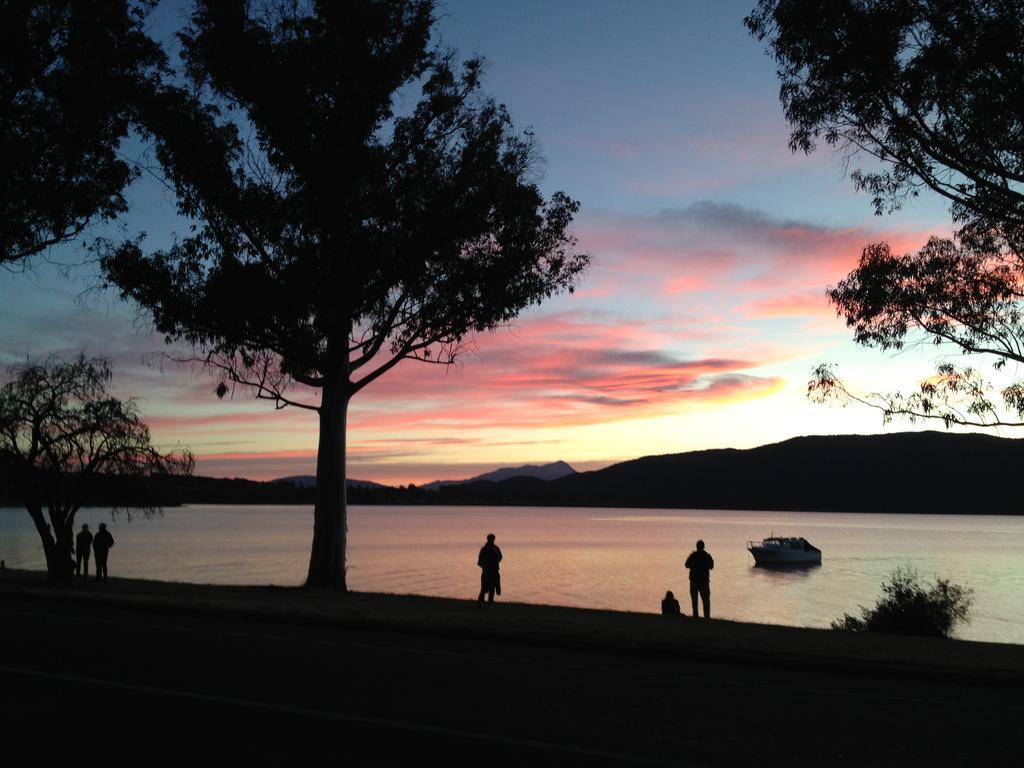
[8,502,1024,515]
[4,567,1022,684]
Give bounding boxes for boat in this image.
[747,535,822,566]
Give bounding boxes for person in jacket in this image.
[75,523,93,578]
[92,523,115,582]
[661,590,681,616]
[684,539,714,618]
[477,533,503,606]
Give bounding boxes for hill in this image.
[420,431,1024,513]
[3,432,1022,513]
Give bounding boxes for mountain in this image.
[392,431,1024,514]
[421,461,577,490]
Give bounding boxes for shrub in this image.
[832,566,973,638]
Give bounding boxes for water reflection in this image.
[750,562,822,576]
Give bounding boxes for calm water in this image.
[2,505,1022,644]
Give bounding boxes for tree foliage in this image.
[831,566,973,639]
[745,0,1024,238]
[101,0,589,589]
[0,355,193,583]
[0,1,164,265]
[747,0,1024,426]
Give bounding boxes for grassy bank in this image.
[2,567,1021,685]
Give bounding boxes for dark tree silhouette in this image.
[0,355,193,584]
[811,236,1024,427]
[0,1,164,266]
[747,1,1024,426]
[745,0,1024,234]
[102,0,589,590]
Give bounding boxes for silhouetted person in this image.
[661,590,681,616]
[92,523,114,582]
[684,539,714,618]
[75,524,93,578]
[477,533,502,606]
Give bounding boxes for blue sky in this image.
[0,0,984,482]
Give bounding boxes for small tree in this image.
[0,1,164,265]
[0,355,192,584]
[102,0,589,590]
[832,566,973,639]
[746,1,1024,426]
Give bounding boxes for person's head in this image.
[99,523,107,531]
[696,539,705,550]
[81,524,89,531]
[486,533,495,543]
[665,590,675,600]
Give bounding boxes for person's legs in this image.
[486,586,495,604]
[699,584,710,618]
[689,583,699,617]
[75,552,83,576]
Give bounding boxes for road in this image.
[2,593,1021,766]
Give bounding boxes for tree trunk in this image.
[306,378,349,590]
[49,507,75,585]
[22,470,73,585]
[25,504,74,584]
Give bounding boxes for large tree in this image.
[0,355,192,584]
[746,0,1024,426]
[0,1,164,265]
[102,0,589,590]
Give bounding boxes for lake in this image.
[2,505,1022,644]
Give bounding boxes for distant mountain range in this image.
[420,461,577,490]
[269,463,576,491]
[273,475,385,490]
[348,431,1024,514]
[3,432,1022,513]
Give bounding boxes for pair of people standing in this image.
[74,523,114,581]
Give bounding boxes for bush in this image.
[832,566,973,638]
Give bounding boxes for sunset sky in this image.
[0,0,989,484]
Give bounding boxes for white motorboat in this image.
[747,536,821,565]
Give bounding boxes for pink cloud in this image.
[574,204,946,312]
[662,274,708,294]
[38,200,948,483]
[347,314,785,432]
[744,291,834,319]
[146,409,313,432]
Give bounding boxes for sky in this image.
[0,0,998,484]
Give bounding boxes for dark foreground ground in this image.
[2,570,1022,766]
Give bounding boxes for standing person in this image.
[75,524,93,578]
[477,533,503,606]
[92,523,114,582]
[684,539,714,618]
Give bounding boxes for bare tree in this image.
[0,355,193,584]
